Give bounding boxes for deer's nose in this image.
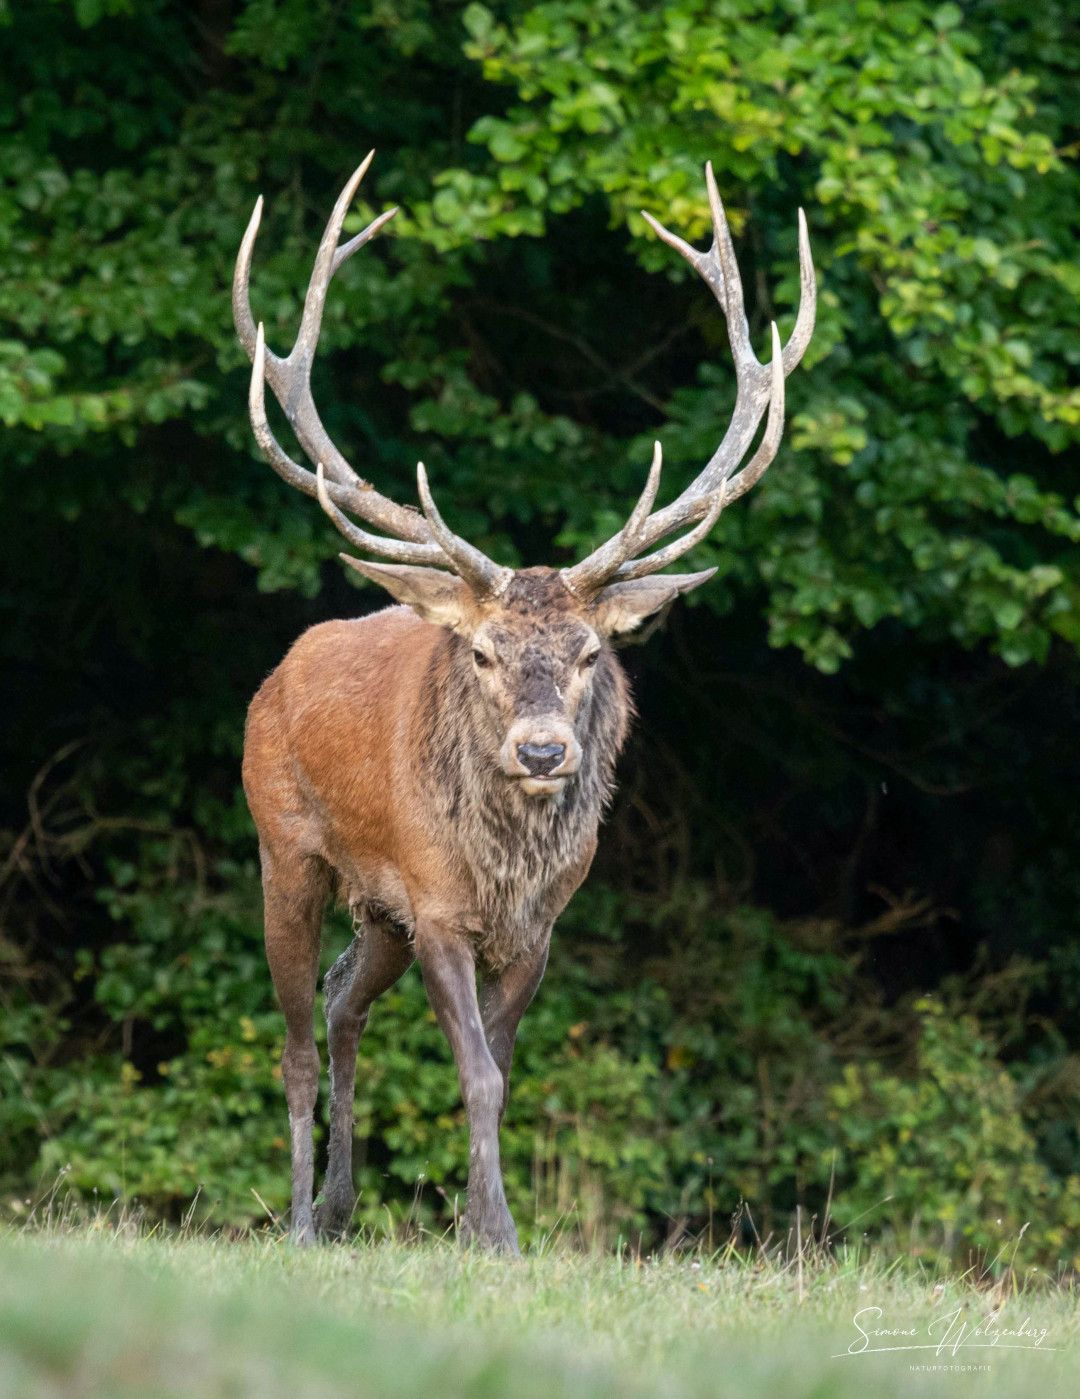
[516,742,566,777]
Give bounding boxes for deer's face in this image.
[348,564,698,800]
[468,583,601,798]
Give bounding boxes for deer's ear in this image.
[341,557,475,631]
[589,568,717,637]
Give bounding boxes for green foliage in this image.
[828,998,1080,1262]
[455,0,1080,671]
[2,0,1077,660]
[7,875,1080,1265]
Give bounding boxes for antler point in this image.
[798,208,812,249]
[315,461,333,513]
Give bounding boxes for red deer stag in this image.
[234,152,815,1249]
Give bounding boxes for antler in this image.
[561,163,815,599]
[234,154,511,597]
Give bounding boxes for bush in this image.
[826,997,1080,1265]
[6,857,1078,1268]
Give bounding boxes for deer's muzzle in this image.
[500,719,581,797]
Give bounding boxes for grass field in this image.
[0,1222,1076,1398]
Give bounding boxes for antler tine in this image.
[783,208,816,375]
[233,195,269,363]
[640,211,720,290]
[624,440,664,541]
[723,321,786,504]
[614,487,726,583]
[562,165,815,598]
[416,463,513,598]
[233,156,430,543]
[248,322,308,498]
[561,441,663,598]
[332,205,399,276]
[614,322,785,583]
[704,162,753,373]
[294,151,379,372]
[250,323,441,561]
[315,463,446,566]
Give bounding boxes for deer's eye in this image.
[472,648,492,669]
[581,650,601,670]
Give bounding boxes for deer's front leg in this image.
[415,921,518,1253]
[481,933,551,1121]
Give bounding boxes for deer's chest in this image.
[454,795,595,968]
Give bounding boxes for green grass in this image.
[0,1223,1076,1398]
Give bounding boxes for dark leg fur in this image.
[260,851,330,1246]
[481,935,551,1121]
[315,916,414,1238]
[415,922,551,1254]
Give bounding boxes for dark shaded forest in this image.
[2,0,1079,1260]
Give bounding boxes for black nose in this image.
[517,742,566,777]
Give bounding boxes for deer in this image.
[233,152,815,1251]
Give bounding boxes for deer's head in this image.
[234,154,815,799]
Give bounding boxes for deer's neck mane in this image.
[417,631,626,966]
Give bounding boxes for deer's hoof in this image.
[460,1212,520,1256]
[290,1216,317,1248]
[314,1188,356,1241]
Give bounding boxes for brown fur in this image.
[245,582,629,966]
[245,566,638,1248]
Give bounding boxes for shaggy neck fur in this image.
[417,629,627,967]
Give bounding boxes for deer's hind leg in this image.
[316,913,415,1238]
[260,848,331,1246]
